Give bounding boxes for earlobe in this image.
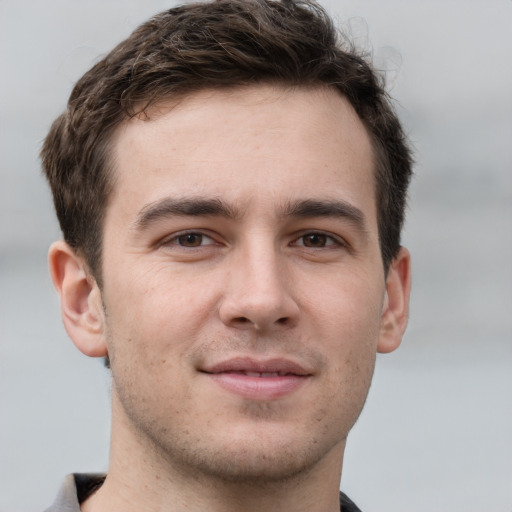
[48,241,108,358]
[377,247,411,354]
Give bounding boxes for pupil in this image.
[305,234,325,247]
[180,234,201,246]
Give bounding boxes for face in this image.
[99,85,393,482]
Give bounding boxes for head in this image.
[42,0,412,286]
[43,0,413,492]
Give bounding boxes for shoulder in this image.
[43,473,106,512]
[339,491,363,512]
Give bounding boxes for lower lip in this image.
[206,373,308,400]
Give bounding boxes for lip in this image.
[200,357,312,400]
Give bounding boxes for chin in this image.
[166,422,346,485]
[190,444,324,484]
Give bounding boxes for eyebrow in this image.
[133,196,367,234]
[134,197,242,230]
[282,199,368,233]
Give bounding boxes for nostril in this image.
[277,317,288,324]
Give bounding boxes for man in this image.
[41,0,412,510]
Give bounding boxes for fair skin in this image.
[49,85,411,512]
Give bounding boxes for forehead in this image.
[108,84,377,225]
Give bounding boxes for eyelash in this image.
[160,230,345,250]
[160,231,217,248]
[292,232,344,249]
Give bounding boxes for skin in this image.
[49,85,411,512]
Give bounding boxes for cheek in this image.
[102,261,219,365]
[304,269,384,343]
[305,271,383,397]
[319,284,382,422]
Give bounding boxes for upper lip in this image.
[201,357,312,376]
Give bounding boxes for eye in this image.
[294,232,340,248]
[164,231,216,248]
[292,231,349,249]
[301,233,329,248]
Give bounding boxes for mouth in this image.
[199,357,312,400]
[221,370,300,377]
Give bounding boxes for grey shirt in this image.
[44,473,362,511]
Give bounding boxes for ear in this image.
[48,241,108,358]
[377,247,411,354]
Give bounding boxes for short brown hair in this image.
[41,0,413,283]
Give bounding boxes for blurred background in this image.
[0,1,511,510]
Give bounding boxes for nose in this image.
[218,244,300,332]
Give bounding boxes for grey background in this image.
[1,1,511,510]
